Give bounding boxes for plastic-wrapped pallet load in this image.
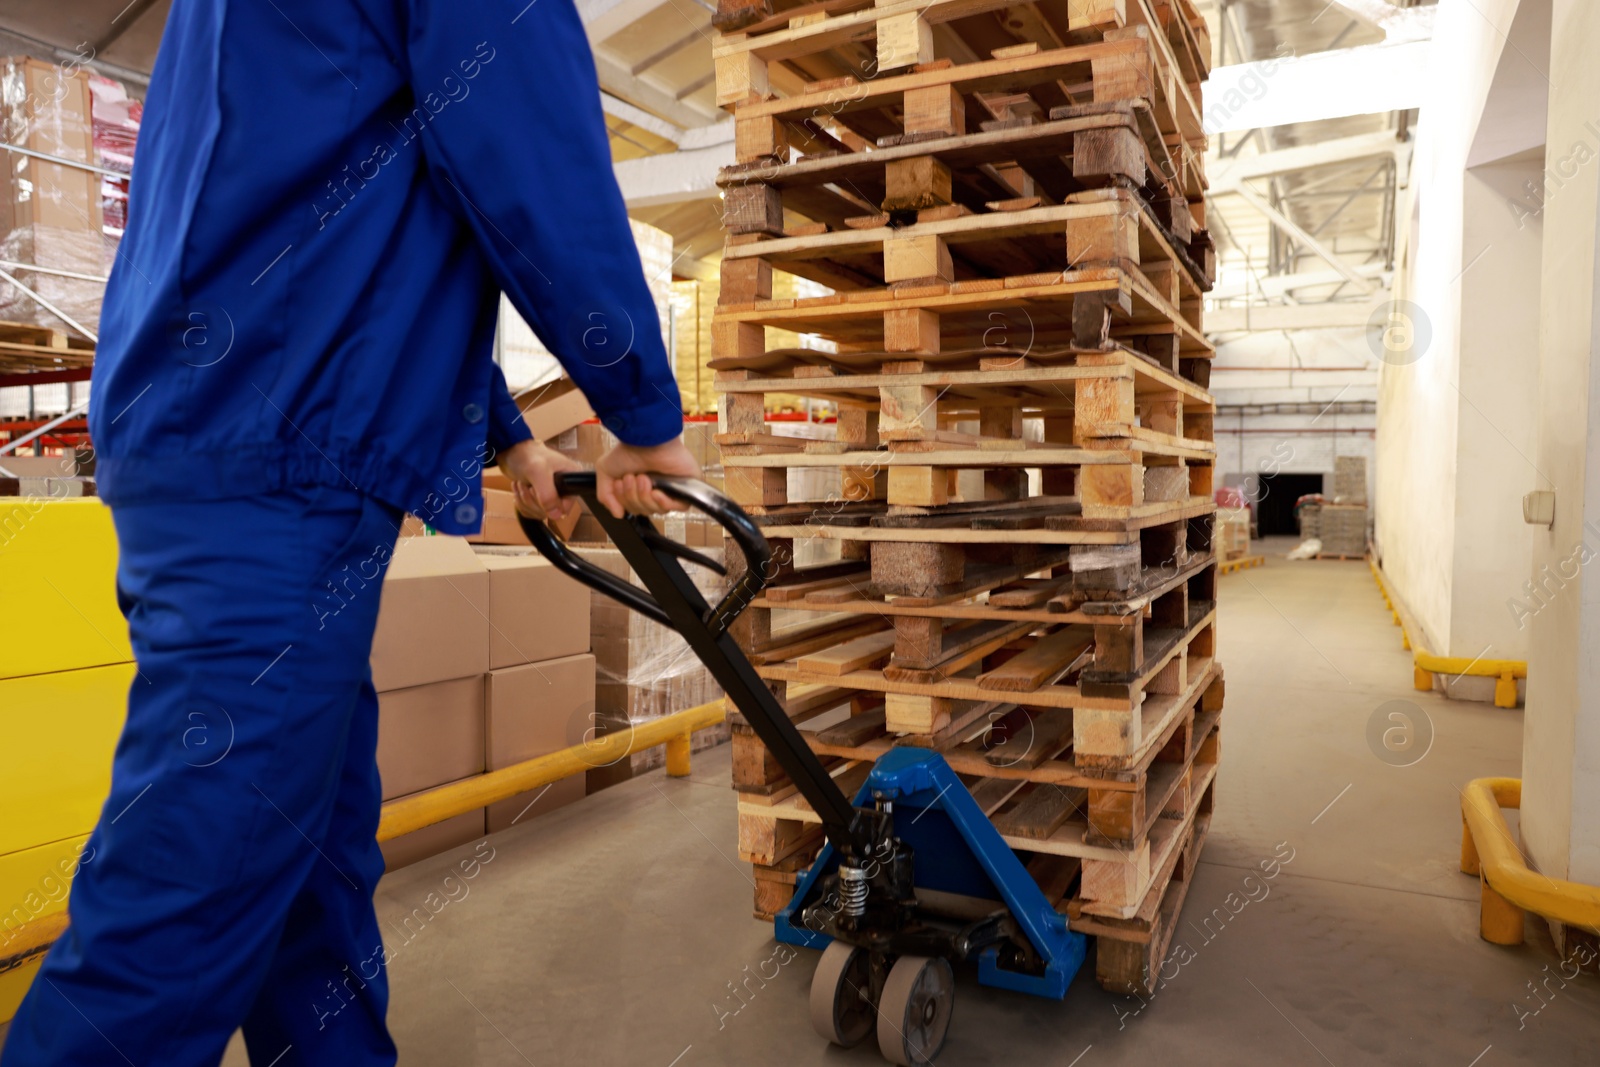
[89,74,140,242]
[1332,455,1367,504]
[1297,498,1323,539]
[0,57,107,332]
[574,543,729,786]
[1215,506,1251,562]
[1318,503,1368,557]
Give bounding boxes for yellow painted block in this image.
[0,957,42,1023]
[0,835,92,1024]
[0,664,132,855]
[0,498,130,679]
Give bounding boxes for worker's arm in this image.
[404,0,683,443]
[403,0,695,513]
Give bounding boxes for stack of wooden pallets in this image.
[711,0,1221,996]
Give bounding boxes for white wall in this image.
[1451,154,1544,660]
[1211,327,1378,526]
[1374,0,1528,656]
[1523,0,1600,895]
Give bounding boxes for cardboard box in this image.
[517,376,595,442]
[472,477,583,541]
[466,487,532,547]
[0,57,106,330]
[379,798,484,871]
[551,422,615,464]
[480,555,590,669]
[376,675,485,801]
[484,654,595,831]
[370,536,489,692]
[0,498,130,679]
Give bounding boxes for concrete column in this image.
[1450,156,1542,674]
[1524,0,1600,907]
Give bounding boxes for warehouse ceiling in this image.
[1197,0,1433,331]
[0,0,1437,293]
[0,0,168,86]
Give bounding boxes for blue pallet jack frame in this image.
[524,473,1087,1064]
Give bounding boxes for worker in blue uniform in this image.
[0,1,698,1064]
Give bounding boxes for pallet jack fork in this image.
[523,473,1087,1065]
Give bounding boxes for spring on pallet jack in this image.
[838,865,869,917]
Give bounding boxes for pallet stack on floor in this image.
[709,0,1223,995]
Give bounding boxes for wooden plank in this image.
[748,616,891,665]
[980,706,1076,769]
[965,774,1029,816]
[884,621,1032,683]
[993,782,1088,840]
[814,707,888,747]
[979,626,1095,691]
[988,577,1072,608]
[794,629,899,674]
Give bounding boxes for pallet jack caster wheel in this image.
[809,941,875,1047]
[876,955,953,1066]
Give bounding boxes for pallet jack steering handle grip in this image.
[517,471,774,637]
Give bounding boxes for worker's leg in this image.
[237,675,394,1065]
[0,486,402,1067]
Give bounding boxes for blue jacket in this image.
[89,0,683,534]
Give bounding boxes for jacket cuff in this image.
[486,386,534,455]
[595,393,683,448]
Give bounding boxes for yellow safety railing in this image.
[2,699,727,977]
[378,698,725,841]
[1460,777,1600,943]
[1368,558,1526,709]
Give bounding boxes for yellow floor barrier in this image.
[1,699,727,980]
[1368,558,1525,708]
[1460,777,1600,944]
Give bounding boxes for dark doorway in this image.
[1256,472,1324,537]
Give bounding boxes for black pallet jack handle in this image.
[519,472,876,859]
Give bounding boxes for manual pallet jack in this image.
[523,474,1087,1065]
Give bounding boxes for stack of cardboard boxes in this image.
[0,56,109,331]
[459,406,734,784]
[372,535,595,867]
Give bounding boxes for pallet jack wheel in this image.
[876,955,953,1066]
[809,941,876,1047]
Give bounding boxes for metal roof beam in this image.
[1210,131,1411,191]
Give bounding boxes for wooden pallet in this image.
[740,494,1215,551]
[712,255,1210,370]
[1069,790,1212,995]
[0,319,95,372]
[1313,551,1367,561]
[734,676,1220,913]
[1217,554,1263,575]
[722,101,1210,268]
[716,348,1214,510]
[738,506,1214,612]
[712,0,1209,199]
[747,583,1216,746]
[752,524,1214,618]
[724,181,1209,306]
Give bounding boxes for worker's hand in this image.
[595,438,702,518]
[498,439,582,520]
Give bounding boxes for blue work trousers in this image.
[3,487,403,1066]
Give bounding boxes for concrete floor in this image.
[10,550,1600,1064]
